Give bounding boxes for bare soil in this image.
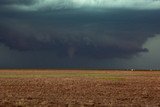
[0,70,160,107]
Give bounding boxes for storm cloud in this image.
[2,0,160,11]
[0,0,160,68]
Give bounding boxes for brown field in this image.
[0,69,160,107]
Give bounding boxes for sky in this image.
[0,0,160,69]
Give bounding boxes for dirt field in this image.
[0,69,160,107]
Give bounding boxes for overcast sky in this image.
[0,0,160,69]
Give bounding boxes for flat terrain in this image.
[0,70,160,107]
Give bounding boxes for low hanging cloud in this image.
[0,0,160,68]
[1,10,160,59]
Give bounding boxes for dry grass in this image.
[0,69,160,107]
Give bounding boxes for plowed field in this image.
[0,70,160,107]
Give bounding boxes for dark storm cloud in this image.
[1,9,160,59]
[0,0,33,4]
[0,0,35,8]
[0,0,160,68]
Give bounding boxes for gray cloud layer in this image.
[2,0,160,11]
